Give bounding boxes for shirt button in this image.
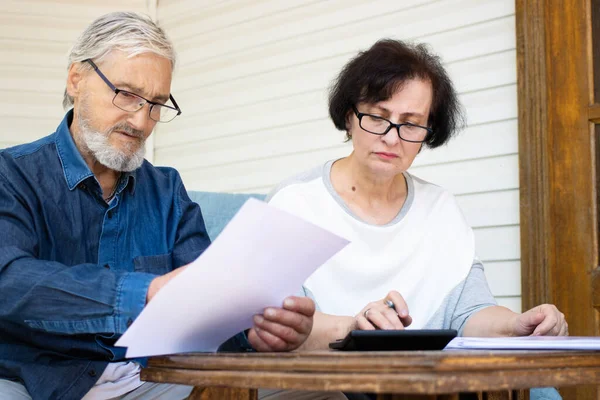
[127,318,133,327]
[80,184,87,190]
[88,369,97,377]
[103,264,110,269]
[107,210,113,219]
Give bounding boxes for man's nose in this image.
[127,104,153,131]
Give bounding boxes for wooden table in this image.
[141,350,600,400]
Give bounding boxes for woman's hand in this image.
[355,290,412,330]
[510,304,568,337]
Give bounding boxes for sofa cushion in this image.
[187,191,266,241]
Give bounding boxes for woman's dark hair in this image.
[328,39,464,148]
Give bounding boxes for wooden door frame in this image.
[516,0,599,398]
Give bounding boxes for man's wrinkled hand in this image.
[248,296,315,352]
[146,265,188,304]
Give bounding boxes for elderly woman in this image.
[259,38,567,351]
[258,38,565,399]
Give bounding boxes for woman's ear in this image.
[344,109,354,131]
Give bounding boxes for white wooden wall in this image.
[0,0,147,150]
[0,0,521,312]
[156,0,521,312]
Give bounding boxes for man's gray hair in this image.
[63,11,176,110]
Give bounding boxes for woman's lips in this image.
[374,152,398,159]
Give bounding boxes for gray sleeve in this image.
[423,261,497,336]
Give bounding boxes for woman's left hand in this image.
[510,304,568,336]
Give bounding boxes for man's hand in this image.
[355,290,412,330]
[510,304,568,336]
[146,265,188,303]
[248,296,315,352]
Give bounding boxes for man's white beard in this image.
[78,110,146,172]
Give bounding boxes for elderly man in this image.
[0,12,342,400]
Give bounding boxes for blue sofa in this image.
[187,191,265,240]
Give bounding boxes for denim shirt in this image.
[0,111,250,400]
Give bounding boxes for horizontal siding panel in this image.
[156,84,517,150]
[412,119,518,167]
[158,0,243,22]
[0,0,146,150]
[177,146,349,192]
[0,3,146,43]
[177,149,518,196]
[233,186,272,194]
[157,90,330,148]
[161,0,327,36]
[0,15,95,43]
[410,154,519,195]
[177,15,515,90]
[0,39,69,68]
[463,84,517,126]
[484,261,521,297]
[1,91,63,119]
[158,119,517,193]
[0,141,20,150]
[175,0,513,68]
[175,55,343,110]
[496,296,522,313]
[456,189,520,228]
[4,117,60,143]
[425,16,515,65]
[474,225,520,262]
[174,50,516,119]
[159,117,517,173]
[0,66,65,93]
[156,119,349,172]
[447,50,516,94]
[175,0,435,57]
[0,1,145,19]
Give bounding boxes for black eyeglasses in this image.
[352,105,431,143]
[85,59,182,123]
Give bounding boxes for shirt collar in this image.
[54,110,137,193]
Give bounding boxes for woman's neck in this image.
[330,154,408,224]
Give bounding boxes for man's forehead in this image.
[93,52,172,102]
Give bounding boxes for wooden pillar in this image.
[516,0,599,398]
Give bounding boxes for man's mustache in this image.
[109,124,145,139]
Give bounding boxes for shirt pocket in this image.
[133,253,172,275]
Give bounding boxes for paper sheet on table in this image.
[445,336,600,350]
[115,198,349,358]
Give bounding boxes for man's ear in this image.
[66,63,85,100]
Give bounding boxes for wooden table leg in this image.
[482,390,530,400]
[376,391,530,400]
[188,386,258,400]
[376,395,459,400]
[513,390,529,400]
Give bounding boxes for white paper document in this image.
[445,336,600,350]
[116,198,349,358]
